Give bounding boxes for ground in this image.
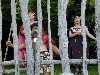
[3,64,98,75]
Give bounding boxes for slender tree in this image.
[0,0,3,74]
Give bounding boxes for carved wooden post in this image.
[95,0,100,75]
[19,0,34,75]
[47,0,54,75]
[81,0,88,75]
[58,0,70,73]
[0,0,3,74]
[11,0,19,75]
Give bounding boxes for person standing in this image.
[68,16,96,74]
[68,16,96,59]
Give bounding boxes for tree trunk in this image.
[11,0,19,75]
[19,0,34,75]
[81,0,88,75]
[47,0,54,75]
[58,0,70,73]
[95,0,100,75]
[0,0,3,74]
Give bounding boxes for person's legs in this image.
[19,50,25,66]
[40,65,49,75]
[19,50,23,62]
[23,49,26,60]
[43,71,49,75]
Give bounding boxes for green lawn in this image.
[3,64,98,75]
[88,64,98,75]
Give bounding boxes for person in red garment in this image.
[31,20,59,75]
[6,11,59,75]
[6,12,35,66]
[29,11,59,58]
[6,23,26,66]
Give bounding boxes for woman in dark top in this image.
[68,16,96,74]
[68,16,96,59]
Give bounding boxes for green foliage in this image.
[28,0,37,12]
[16,0,21,23]
[2,0,95,32]
[15,0,95,33]
[86,0,95,27]
[85,0,96,56]
[67,0,81,28]
[2,0,96,56]
[15,0,96,51]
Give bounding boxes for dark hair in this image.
[17,20,23,35]
[29,7,37,17]
[74,15,80,18]
[42,20,48,31]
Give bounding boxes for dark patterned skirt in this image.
[40,51,51,73]
[68,37,83,59]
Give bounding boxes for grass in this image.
[3,71,26,75]
[3,64,98,75]
[88,64,98,75]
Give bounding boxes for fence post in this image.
[81,0,88,75]
[11,0,19,75]
[47,0,54,75]
[19,0,34,75]
[95,0,100,75]
[0,0,3,74]
[58,0,70,73]
[35,0,43,75]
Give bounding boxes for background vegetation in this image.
[1,0,98,75]
[1,0,96,60]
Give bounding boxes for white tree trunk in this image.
[95,0,100,75]
[0,0,3,74]
[35,0,43,75]
[81,0,88,75]
[37,0,43,41]
[47,0,54,75]
[58,0,70,73]
[19,0,34,75]
[11,0,20,75]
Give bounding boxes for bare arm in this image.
[50,39,60,56]
[19,43,26,49]
[85,26,96,40]
[6,41,26,49]
[6,41,13,48]
[52,44,59,56]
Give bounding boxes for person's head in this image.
[29,12,35,25]
[19,25,24,35]
[74,16,80,26]
[31,25,38,37]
